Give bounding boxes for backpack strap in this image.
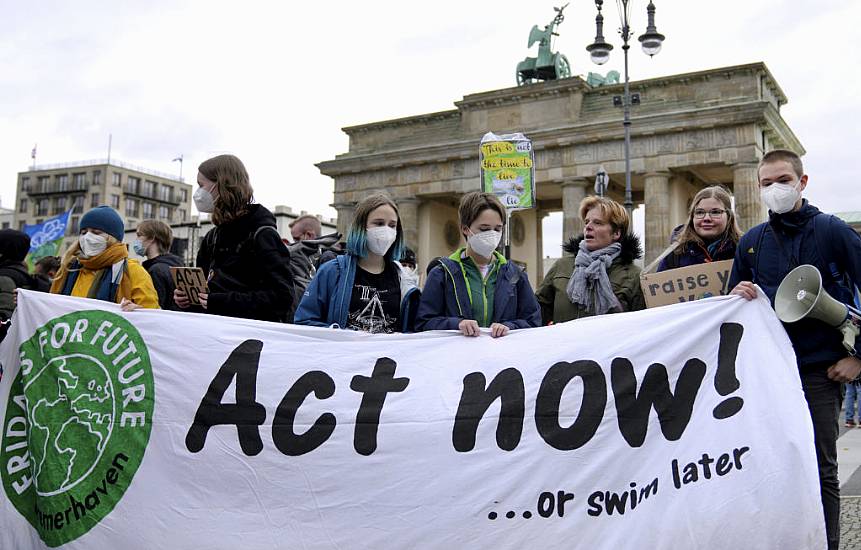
[239,226,282,254]
[813,213,846,285]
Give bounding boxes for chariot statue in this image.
[516,4,572,86]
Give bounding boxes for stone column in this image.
[332,201,356,238]
[396,198,420,253]
[561,178,589,240]
[733,163,764,231]
[643,171,672,266]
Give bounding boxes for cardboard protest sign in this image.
[0,290,825,549]
[479,132,535,209]
[640,260,733,308]
[170,267,208,305]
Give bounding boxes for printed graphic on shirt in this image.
[348,285,396,333]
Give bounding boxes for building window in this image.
[18,221,25,230]
[54,196,67,214]
[36,198,49,216]
[93,170,102,186]
[158,184,172,202]
[143,202,154,219]
[57,175,69,192]
[35,218,43,225]
[112,172,121,187]
[143,180,156,197]
[111,194,120,209]
[178,208,186,221]
[180,188,188,202]
[38,176,49,192]
[91,193,101,207]
[21,177,30,192]
[72,195,85,214]
[1,222,9,230]
[126,176,140,195]
[125,198,139,218]
[158,205,169,220]
[73,173,86,188]
[18,198,28,213]
[71,216,80,234]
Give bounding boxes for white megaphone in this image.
[775,264,861,355]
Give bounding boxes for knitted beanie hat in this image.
[80,206,124,241]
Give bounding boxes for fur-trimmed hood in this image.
[561,233,643,265]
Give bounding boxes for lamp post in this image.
[586,0,665,218]
[172,154,184,182]
[594,165,609,197]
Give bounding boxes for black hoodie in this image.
[142,253,185,310]
[197,204,294,322]
[730,200,861,368]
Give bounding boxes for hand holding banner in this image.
[0,291,826,549]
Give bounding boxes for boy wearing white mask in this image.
[294,194,421,333]
[730,149,861,550]
[51,206,159,309]
[415,191,541,337]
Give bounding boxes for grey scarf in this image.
[566,240,622,315]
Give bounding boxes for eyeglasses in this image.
[693,209,727,219]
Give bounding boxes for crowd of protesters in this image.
[0,149,859,548]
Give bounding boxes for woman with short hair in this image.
[294,194,420,333]
[174,154,294,322]
[415,191,541,337]
[535,196,645,324]
[135,219,184,310]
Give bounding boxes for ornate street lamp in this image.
[586,0,665,217]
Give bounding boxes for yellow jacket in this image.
[51,244,160,309]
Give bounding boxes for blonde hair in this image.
[674,186,741,253]
[578,196,629,235]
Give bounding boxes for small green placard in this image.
[479,134,535,210]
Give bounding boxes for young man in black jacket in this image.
[730,149,861,550]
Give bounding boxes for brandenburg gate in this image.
[317,62,803,286]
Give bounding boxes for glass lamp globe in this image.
[588,45,611,65]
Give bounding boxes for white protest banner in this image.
[0,290,825,549]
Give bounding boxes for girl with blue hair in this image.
[294,194,420,333]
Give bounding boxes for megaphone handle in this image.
[841,321,860,356]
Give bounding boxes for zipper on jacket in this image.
[440,262,464,317]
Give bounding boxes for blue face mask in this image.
[132,239,147,257]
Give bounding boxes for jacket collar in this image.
[562,233,643,265]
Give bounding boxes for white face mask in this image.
[467,229,502,259]
[366,226,397,256]
[193,186,216,213]
[79,232,108,258]
[760,180,802,214]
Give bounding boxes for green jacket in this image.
[535,234,646,325]
[450,249,501,328]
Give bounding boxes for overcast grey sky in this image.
[1,1,859,255]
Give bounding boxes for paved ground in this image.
[839,413,861,548]
[843,497,861,549]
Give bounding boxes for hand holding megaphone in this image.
[775,264,861,356]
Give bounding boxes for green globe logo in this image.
[1,311,154,547]
[30,354,115,496]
